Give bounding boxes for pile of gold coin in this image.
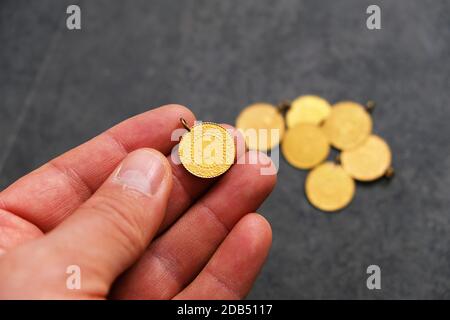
[236,95,393,212]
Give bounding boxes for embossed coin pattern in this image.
[236,103,285,151]
[286,95,331,127]
[179,122,235,178]
[341,135,392,181]
[323,101,372,150]
[282,123,330,169]
[305,162,355,212]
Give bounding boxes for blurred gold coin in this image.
[236,103,285,151]
[341,135,392,181]
[286,95,331,127]
[305,162,355,212]
[179,122,235,178]
[282,124,330,169]
[323,101,372,150]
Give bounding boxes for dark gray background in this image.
[1,0,449,299]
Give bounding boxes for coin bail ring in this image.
[180,117,191,132]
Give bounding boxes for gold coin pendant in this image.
[323,101,372,150]
[179,122,235,178]
[282,124,330,169]
[286,95,331,127]
[305,162,355,212]
[236,103,285,151]
[341,135,392,181]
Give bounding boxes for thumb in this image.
[0,148,172,299]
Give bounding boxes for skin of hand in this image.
[0,105,276,299]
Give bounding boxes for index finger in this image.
[0,104,195,231]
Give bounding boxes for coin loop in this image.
[341,135,392,181]
[323,101,372,150]
[286,95,331,127]
[179,122,235,178]
[236,103,285,151]
[282,124,330,169]
[305,162,355,212]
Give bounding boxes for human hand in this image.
[0,105,276,299]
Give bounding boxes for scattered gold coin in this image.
[305,162,355,212]
[282,124,330,169]
[341,135,392,181]
[179,122,235,178]
[233,95,391,213]
[286,95,331,127]
[323,101,372,150]
[236,103,285,151]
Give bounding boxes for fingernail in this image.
[114,150,166,195]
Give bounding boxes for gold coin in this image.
[236,103,285,151]
[305,162,355,212]
[282,124,330,169]
[286,95,331,127]
[341,135,392,181]
[323,101,372,150]
[179,122,235,178]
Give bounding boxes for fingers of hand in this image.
[112,151,276,299]
[0,149,172,298]
[0,104,194,231]
[174,213,272,300]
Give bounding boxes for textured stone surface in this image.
[0,0,449,299]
